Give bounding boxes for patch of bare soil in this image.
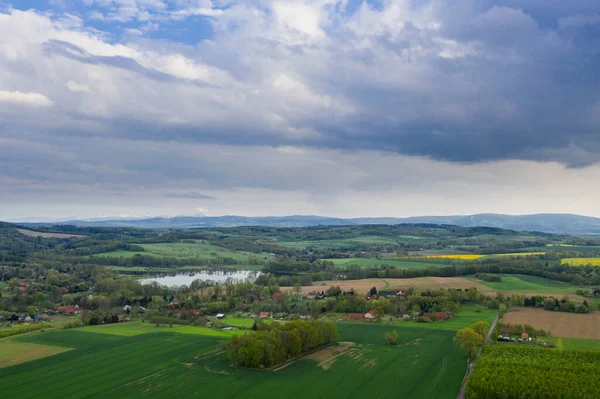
[304,341,356,370]
[17,229,85,239]
[502,308,600,340]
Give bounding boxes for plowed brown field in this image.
[502,308,600,340]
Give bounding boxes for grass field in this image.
[0,322,466,398]
[393,305,497,331]
[468,274,580,295]
[561,257,600,266]
[325,258,447,269]
[545,336,600,352]
[94,241,271,265]
[222,318,255,328]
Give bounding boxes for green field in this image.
[94,242,271,264]
[544,337,600,352]
[0,322,466,398]
[326,258,447,269]
[392,305,497,331]
[468,274,580,294]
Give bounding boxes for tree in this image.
[469,321,490,339]
[384,330,398,345]
[370,287,378,296]
[454,328,483,358]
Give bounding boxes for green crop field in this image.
[93,242,271,264]
[325,258,447,269]
[467,274,580,294]
[0,322,466,398]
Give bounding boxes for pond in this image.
[140,270,262,287]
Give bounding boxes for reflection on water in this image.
[140,270,261,287]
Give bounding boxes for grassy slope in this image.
[0,322,465,399]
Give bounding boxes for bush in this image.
[416,316,432,323]
[384,330,398,345]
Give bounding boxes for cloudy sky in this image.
[1,0,600,221]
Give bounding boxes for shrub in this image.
[384,330,398,345]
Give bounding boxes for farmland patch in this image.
[0,341,73,368]
[502,308,600,340]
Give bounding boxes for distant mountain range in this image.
[16,213,600,236]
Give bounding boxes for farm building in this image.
[348,313,365,321]
[216,313,226,319]
[259,312,271,319]
[57,305,81,315]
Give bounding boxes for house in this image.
[259,311,270,319]
[188,309,201,317]
[348,313,365,321]
[365,310,377,319]
[521,332,529,339]
[216,313,226,319]
[272,292,282,299]
[57,305,81,315]
[123,305,132,312]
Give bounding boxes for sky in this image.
[1,0,600,221]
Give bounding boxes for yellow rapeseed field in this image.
[494,252,545,257]
[425,254,483,260]
[561,258,600,267]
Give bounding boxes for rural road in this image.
[456,314,500,399]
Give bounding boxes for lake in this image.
[140,270,262,287]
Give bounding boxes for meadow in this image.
[392,305,498,331]
[0,322,466,399]
[544,336,600,352]
[326,258,447,269]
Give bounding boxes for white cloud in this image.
[66,81,92,93]
[0,90,53,107]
